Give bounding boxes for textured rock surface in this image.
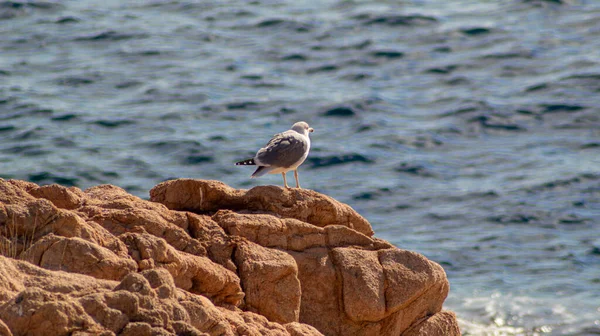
[0,178,460,335]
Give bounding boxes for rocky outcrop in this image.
[0,178,460,336]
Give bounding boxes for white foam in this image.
[446,291,590,335]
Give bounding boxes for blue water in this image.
[1,0,600,334]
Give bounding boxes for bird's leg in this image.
[282,172,289,188]
[294,169,300,189]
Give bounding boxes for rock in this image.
[0,178,459,335]
[403,311,461,335]
[0,319,11,336]
[28,184,84,210]
[234,241,301,323]
[120,232,244,305]
[21,234,137,281]
[150,179,373,236]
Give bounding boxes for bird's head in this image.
[292,121,314,135]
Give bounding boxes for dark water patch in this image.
[487,212,545,225]
[341,40,372,50]
[393,134,444,149]
[209,135,226,142]
[576,326,600,335]
[182,155,214,165]
[433,46,452,53]
[426,65,459,74]
[358,13,438,26]
[75,30,148,42]
[136,50,161,56]
[563,73,600,82]
[115,81,143,89]
[29,108,52,115]
[439,101,492,117]
[226,101,260,110]
[527,173,600,193]
[525,83,548,92]
[0,1,62,19]
[56,75,98,87]
[29,172,78,186]
[240,74,263,80]
[0,1,27,20]
[353,188,391,201]
[13,126,44,140]
[0,103,54,120]
[255,18,313,32]
[581,143,600,149]
[281,53,308,61]
[369,50,404,59]
[321,98,381,118]
[540,104,584,113]
[306,64,339,74]
[307,154,375,169]
[52,137,76,148]
[395,162,436,177]
[395,204,413,210]
[4,144,48,156]
[159,112,182,120]
[461,27,492,36]
[468,114,526,132]
[0,96,17,105]
[91,119,135,128]
[526,73,600,94]
[341,73,372,81]
[55,16,79,24]
[278,107,295,115]
[0,125,16,132]
[239,77,284,88]
[558,214,588,225]
[426,212,464,221]
[523,0,567,4]
[480,51,533,60]
[118,49,169,59]
[554,113,599,129]
[0,69,10,76]
[322,106,356,117]
[311,39,372,52]
[51,113,78,122]
[444,77,470,86]
[355,124,374,132]
[134,88,208,105]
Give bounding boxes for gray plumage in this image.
[235,121,314,188]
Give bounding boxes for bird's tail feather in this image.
[251,166,272,178]
[235,158,255,166]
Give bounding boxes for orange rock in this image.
[403,311,461,336]
[28,184,84,210]
[120,232,244,306]
[21,234,137,281]
[234,241,301,324]
[150,179,373,236]
[0,178,459,336]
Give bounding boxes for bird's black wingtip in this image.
[235,158,256,166]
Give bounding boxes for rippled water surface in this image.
[1,0,600,334]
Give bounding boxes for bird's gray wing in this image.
[255,131,308,168]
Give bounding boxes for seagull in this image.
[236,121,314,188]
